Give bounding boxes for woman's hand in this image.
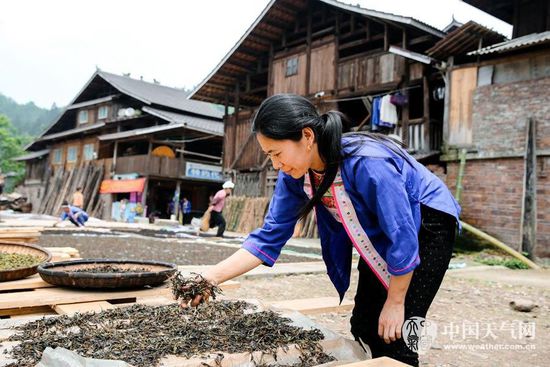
[179,273,219,308]
[378,299,405,344]
[180,249,263,308]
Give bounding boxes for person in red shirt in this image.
[208,181,234,237]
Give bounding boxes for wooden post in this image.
[233,82,240,167]
[442,56,454,151]
[521,117,537,258]
[384,23,389,51]
[401,61,410,147]
[402,29,407,49]
[112,141,118,175]
[422,74,430,151]
[268,43,274,96]
[305,4,312,96]
[224,92,229,118]
[334,13,340,95]
[146,138,153,176]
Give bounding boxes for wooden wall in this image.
[272,52,308,95]
[49,137,99,170]
[271,39,336,96]
[338,53,406,91]
[309,41,336,94]
[223,109,264,171]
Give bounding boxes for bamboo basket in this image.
[0,241,52,282]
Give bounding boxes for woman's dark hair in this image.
[252,93,408,219]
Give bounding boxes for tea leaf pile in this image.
[6,301,334,367]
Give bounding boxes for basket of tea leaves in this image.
[38,259,177,289]
[0,241,52,282]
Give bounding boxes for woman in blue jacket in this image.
[187,94,460,366]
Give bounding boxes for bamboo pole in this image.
[460,221,540,270]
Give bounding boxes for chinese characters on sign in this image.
[185,162,222,181]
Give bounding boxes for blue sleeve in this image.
[60,212,68,220]
[242,171,307,266]
[356,157,420,276]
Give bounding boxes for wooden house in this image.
[16,71,225,220]
[190,0,449,196]
[433,0,550,258]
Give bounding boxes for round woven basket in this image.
[0,241,52,282]
[38,259,177,289]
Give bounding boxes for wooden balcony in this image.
[115,154,183,178]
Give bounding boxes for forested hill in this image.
[0,93,62,137]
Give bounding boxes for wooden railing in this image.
[395,119,442,152]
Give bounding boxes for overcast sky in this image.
[0,0,511,109]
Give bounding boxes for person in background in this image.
[72,187,84,208]
[53,200,89,227]
[180,196,192,224]
[208,181,235,237]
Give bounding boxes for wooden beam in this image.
[339,34,384,51]
[402,29,407,50]
[409,34,433,46]
[269,297,354,315]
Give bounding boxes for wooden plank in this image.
[0,280,238,313]
[0,285,172,315]
[333,357,411,367]
[53,301,115,316]
[220,280,240,291]
[449,66,477,146]
[0,274,53,292]
[0,305,54,317]
[269,297,354,314]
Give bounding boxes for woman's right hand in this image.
[181,249,263,308]
[179,273,219,308]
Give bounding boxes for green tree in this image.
[0,114,26,191]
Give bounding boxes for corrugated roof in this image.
[320,0,444,38]
[467,30,550,55]
[98,107,224,141]
[97,71,223,119]
[12,149,50,161]
[427,21,507,59]
[37,122,106,142]
[143,107,224,136]
[98,124,185,141]
[67,95,116,110]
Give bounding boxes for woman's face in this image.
[256,129,315,179]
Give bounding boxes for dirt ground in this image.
[36,230,548,366]
[222,273,548,367]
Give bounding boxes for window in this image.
[286,57,299,77]
[83,144,95,160]
[78,110,88,124]
[67,146,78,162]
[52,149,62,164]
[97,106,109,120]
